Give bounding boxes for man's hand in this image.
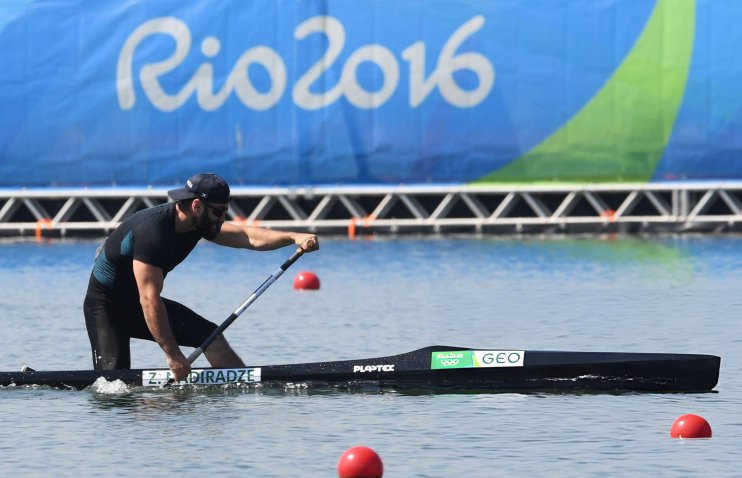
[294,233,319,252]
[166,351,191,382]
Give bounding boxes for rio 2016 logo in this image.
[117,16,494,112]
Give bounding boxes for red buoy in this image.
[337,446,383,478]
[670,414,712,438]
[293,271,320,290]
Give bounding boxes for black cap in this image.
[168,173,230,203]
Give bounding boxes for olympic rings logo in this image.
[440,359,460,366]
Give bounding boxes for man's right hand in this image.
[166,351,191,382]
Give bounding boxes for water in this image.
[0,235,739,477]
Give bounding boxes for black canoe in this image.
[0,345,720,392]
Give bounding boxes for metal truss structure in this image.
[3,183,742,238]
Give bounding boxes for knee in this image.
[211,333,227,346]
[206,334,230,353]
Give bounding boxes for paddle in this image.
[164,242,313,386]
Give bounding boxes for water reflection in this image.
[87,388,199,414]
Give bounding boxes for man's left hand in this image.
[295,233,319,252]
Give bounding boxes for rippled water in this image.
[0,235,739,477]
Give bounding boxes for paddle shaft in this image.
[186,246,308,364]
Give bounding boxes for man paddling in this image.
[83,172,318,381]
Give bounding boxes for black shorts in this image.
[83,293,218,370]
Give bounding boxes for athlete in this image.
[83,172,318,381]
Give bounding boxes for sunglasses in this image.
[204,203,229,217]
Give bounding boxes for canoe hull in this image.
[0,346,720,392]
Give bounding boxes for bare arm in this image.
[211,221,319,252]
[133,260,190,381]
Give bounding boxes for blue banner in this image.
[0,0,739,186]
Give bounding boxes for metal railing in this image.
[3,182,742,238]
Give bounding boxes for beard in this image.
[193,213,222,240]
